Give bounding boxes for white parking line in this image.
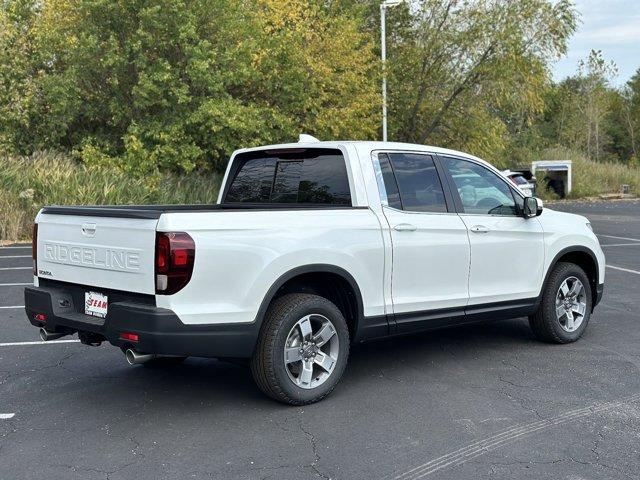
[393,392,640,479]
[0,413,16,419]
[0,255,31,259]
[0,340,80,347]
[600,243,640,247]
[0,305,24,309]
[598,234,640,242]
[607,264,640,275]
[0,283,31,287]
[0,267,31,271]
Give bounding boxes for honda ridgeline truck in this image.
[25,138,605,404]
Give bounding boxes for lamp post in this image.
[380,0,403,142]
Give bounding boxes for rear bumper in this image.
[24,285,258,358]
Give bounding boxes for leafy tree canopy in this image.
[2,0,639,172]
[0,0,379,173]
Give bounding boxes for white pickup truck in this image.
[25,139,605,404]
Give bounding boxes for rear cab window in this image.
[224,148,352,206]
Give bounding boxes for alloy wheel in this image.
[284,314,339,389]
[555,276,587,333]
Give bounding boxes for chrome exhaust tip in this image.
[125,349,156,365]
[39,327,66,342]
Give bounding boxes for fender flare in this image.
[252,264,365,332]
[540,246,600,306]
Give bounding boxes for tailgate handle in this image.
[81,223,97,237]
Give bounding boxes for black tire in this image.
[529,262,592,343]
[250,293,350,405]
[142,356,188,368]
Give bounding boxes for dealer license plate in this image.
[85,291,108,318]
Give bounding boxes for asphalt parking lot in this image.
[1,199,639,480]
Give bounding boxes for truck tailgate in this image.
[36,212,158,294]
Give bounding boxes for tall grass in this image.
[0,151,221,241]
[2,148,639,241]
[535,148,640,200]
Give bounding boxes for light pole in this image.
[380,0,403,142]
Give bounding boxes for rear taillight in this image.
[32,223,38,276]
[155,232,195,295]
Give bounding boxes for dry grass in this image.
[3,148,638,240]
[0,151,221,241]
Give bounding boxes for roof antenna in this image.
[298,133,320,143]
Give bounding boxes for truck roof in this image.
[232,140,487,166]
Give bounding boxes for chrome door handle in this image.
[394,223,417,232]
[470,225,489,234]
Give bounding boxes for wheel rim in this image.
[284,314,339,390]
[555,276,587,333]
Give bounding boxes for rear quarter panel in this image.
[155,208,385,325]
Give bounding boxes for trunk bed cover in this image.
[41,204,359,219]
[41,204,222,219]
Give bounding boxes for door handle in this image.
[470,225,489,234]
[394,223,417,232]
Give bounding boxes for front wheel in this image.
[251,293,350,405]
[529,262,592,343]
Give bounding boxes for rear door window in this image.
[224,149,351,205]
[379,153,448,213]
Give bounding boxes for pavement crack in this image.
[498,375,529,388]
[497,383,543,419]
[500,359,525,374]
[566,456,637,480]
[299,421,331,480]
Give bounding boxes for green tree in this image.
[577,50,618,161]
[619,68,640,162]
[0,0,379,173]
[546,50,617,162]
[378,0,577,164]
[0,0,42,152]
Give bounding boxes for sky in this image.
[552,0,640,86]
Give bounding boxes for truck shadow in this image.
[351,317,537,363]
[85,317,539,409]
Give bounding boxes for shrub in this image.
[0,151,220,240]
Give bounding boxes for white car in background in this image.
[503,170,536,197]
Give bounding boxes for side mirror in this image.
[523,197,542,218]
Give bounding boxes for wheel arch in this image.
[542,246,600,310]
[254,264,364,341]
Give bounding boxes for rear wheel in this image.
[251,293,350,405]
[529,262,592,343]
